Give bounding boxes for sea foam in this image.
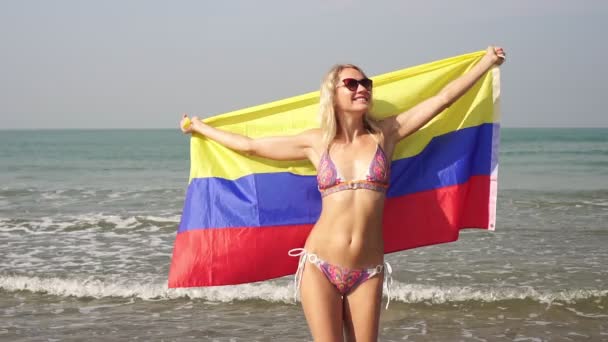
[1,275,605,305]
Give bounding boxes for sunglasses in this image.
[340,78,373,91]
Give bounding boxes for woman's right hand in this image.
[180,113,194,134]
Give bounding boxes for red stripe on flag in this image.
[168,224,313,287]
[383,175,491,253]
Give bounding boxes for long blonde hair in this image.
[318,64,381,148]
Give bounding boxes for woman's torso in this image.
[306,129,394,268]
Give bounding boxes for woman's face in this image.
[334,68,372,115]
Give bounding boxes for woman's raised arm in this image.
[180,114,317,161]
[382,46,505,144]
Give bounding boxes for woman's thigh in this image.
[343,275,383,342]
[300,262,345,341]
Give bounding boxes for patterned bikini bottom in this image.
[288,248,393,309]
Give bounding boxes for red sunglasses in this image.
[340,78,373,91]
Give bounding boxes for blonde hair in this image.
[318,64,381,148]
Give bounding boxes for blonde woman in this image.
[181,46,505,341]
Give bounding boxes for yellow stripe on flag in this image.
[190,51,498,181]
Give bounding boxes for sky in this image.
[1,0,607,129]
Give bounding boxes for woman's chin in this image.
[345,102,370,112]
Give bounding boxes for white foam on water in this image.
[0,212,180,234]
[107,191,130,199]
[40,191,68,201]
[1,275,606,305]
[0,275,290,302]
[565,307,608,318]
[140,215,182,223]
[513,337,542,342]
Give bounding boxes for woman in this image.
[181,46,505,341]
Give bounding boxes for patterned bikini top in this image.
[317,141,391,197]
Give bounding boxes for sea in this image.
[1,128,607,341]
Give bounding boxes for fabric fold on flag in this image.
[169,51,500,288]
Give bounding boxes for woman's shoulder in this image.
[301,128,322,136]
[367,127,386,144]
[299,128,323,145]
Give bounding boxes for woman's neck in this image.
[335,111,367,143]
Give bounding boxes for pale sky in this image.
[1,0,607,129]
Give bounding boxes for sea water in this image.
[1,128,607,341]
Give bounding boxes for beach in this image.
[1,128,607,341]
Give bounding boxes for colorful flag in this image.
[169,51,500,287]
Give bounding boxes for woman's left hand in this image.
[486,46,506,66]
